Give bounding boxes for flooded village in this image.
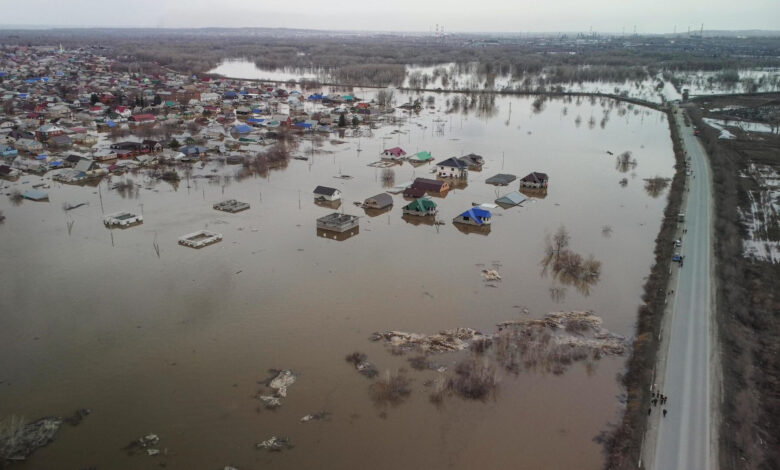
[1,23,778,469]
[0,43,681,469]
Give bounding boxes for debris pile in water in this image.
[345,352,378,378]
[369,328,488,354]
[371,311,628,404]
[257,369,297,409]
[0,416,62,463]
[256,436,294,452]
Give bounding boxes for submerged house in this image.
[402,198,437,216]
[411,177,449,194]
[520,172,549,189]
[485,173,517,186]
[316,212,359,233]
[453,207,492,226]
[495,191,527,207]
[408,151,433,165]
[436,157,468,179]
[458,153,484,170]
[364,193,393,209]
[382,147,406,160]
[313,185,342,202]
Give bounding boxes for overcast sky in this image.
[2,0,779,33]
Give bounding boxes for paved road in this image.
[651,109,716,470]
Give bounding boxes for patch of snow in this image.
[702,118,736,139]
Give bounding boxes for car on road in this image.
[693,129,700,136]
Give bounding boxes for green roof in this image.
[413,151,432,161]
[403,198,436,211]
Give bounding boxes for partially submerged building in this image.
[519,172,549,189]
[411,177,449,194]
[364,193,393,210]
[316,212,359,233]
[179,230,223,248]
[495,191,527,207]
[485,173,516,186]
[402,198,437,216]
[213,199,250,213]
[103,211,143,227]
[313,185,341,202]
[436,157,468,179]
[453,207,492,226]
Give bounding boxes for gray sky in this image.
[2,0,779,33]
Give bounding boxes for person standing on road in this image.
[663,409,668,417]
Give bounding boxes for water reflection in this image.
[549,285,567,303]
[363,206,392,218]
[316,227,359,241]
[615,151,638,173]
[454,223,491,236]
[315,199,342,210]
[518,188,548,200]
[401,214,436,226]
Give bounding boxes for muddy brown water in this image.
[0,94,674,469]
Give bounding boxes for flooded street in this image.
[0,93,674,469]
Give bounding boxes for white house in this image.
[436,157,468,179]
[313,185,341,202]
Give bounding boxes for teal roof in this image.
[403,198,436,211]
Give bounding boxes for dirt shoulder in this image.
[687,98,780,470]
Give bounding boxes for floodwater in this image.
[209,60,329,83]
[0,92,675,469]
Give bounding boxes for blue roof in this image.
[308,94,323,100]
[459,208,492,225]
[295,122,312,129]
[246,118,264,124]
[49,161,63,167]
[233,124,252,133]
[105,119,116,128]
[35,154,48,160]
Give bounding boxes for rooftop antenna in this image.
[700,23,704,38]
[633,25,637,36]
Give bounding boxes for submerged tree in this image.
[643,176,671,198]
[615,151,637,173]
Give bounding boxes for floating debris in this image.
[345,352,378,378]
[481,269,502,281]
[256,436,293,452]
[257,369,297,409]
[300,412,330,423]
[258,396,282,409]
[63,408,91,426]
[0,416,62,462]
[123,433,161,457]
[370,328,488,354]
[266,369,297,398]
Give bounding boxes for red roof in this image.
[130,114,155,122]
